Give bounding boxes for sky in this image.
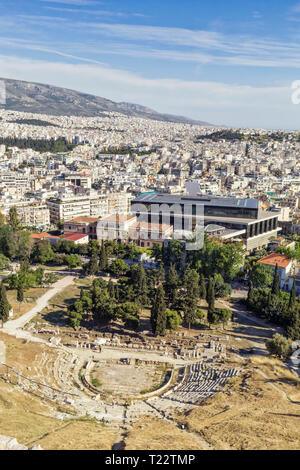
[1,0,300,128]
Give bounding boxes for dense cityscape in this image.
[0,0,299,455]
[0,102,299,452]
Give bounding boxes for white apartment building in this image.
[0,201,50,227]
[47,196,91,222]
[46,192,131,223]
[0,173,29,188]
[17,204,50,227]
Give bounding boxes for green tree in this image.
[64,254,82,269]
[151,243,163,263]
[88,239,100,255]
[164,240,184,269]
[199,274,207,299]
[151,285,167,336]
[212,273,232,298]
[215,242,245,280]
[216,308,232,329]
[109,259,129,276]
[69,310,83,329]
[249,263,274,288]
[0,225,16,259]
[206,277,215,312]
[286,306,300,341]
[182,268,199,329]
[247,281,255,305]
[288,279,296,311]
[108,279,116,299]
[0,211,6,226]
[17,284,24,313]
[99,243,108,271]
[91,285,116,323]
[8,206,20,232]
[0,253,10,270]
[165,263,179,305]
[157,262,165,284]
[33,240,55,264]
[166,309,182,330]
[15,230,33,261]
[7,268,41,290]
[0,283,10,325]
[266,334,292,360]
[207,277,217,325]
[34,267,44,286]
[130,262,148,305]
[123,314,140,330]
[43,272,58,286]
[115,301,140,330]
[56,239,76,254]
[271,264,280,296]
[84,252,99,276]
[68,299,85,329]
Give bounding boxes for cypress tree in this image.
[8,206,20,232]
[151,285,167,336]
[165,263,179,305]
[108,279,116,299]
[286,308,300,341]
[199,274,207,299]
[99,243,108,271]
[17,284,24,311]
[135,262,148,305]
[91,285,115,323]
[271,264,280,296]
[115,285,120,302]
[157,262,165,285]
[85,252,99,275]
[183,269,199,329]
[206,277,212,305]
[208,281,215,313]
[247,280,255,305]
[207,278,216,325]
[288,278,296,311]
[0,283,10,325]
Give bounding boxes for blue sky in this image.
[0,0,300,128]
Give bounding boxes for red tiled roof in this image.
[257,253,292,269]
[30,232,52,239]
[62,232,89,241]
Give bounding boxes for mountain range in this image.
[0,77,214,126]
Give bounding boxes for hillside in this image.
[0,78,214,126]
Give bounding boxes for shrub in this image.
[166,309,182,330]
[266,334,292,360]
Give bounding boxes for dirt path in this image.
[2,276,75,336]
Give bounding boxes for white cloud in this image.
[3,32,300,70]
[7,15,300,69]
[43,7,127,17]
[40,0,102,5]
[0,37,107,65]
[0,54,296,129]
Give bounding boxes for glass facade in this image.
[135,200,278,241]
[203,206,257,219]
